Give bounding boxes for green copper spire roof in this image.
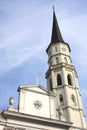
[51,7,65,43]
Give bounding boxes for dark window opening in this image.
[50,79,52,91]
[64,57,68,64]
[56,57,59,64]
[57,74,62,86]
[59,94,64,106]
[67,74,72,85]
[71,94,76,106]
[55,47,57,52]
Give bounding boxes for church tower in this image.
[46,8,87,129]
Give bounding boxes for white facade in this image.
[0,9,87,130]
[18,85,56,118]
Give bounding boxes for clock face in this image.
[61,47,68,54]
[34,100,42,109]
[62,47,66,51]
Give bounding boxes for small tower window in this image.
[71,94,76,106]
[49,79,52,91]
[55,47,57,52]
[57,74,62,86]
[56,57,59,64]
[50,60,52,66]
[67,74,73,85]
[48,51,52,57]
[64,57,68,64]
[59,94,64,106]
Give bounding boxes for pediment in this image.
[18,85,55,96]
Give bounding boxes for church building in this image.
[0,8,87,130]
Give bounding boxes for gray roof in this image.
[46,9,71,52]
[51,9,65,44]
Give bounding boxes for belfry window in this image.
[48,51,52,57]
[56,57,59,64]
[57,74,62,86]
[71,94,76,106]
[64,57,68,64]
[59,94,64,106]
[49,79,52,91]
[55,47,57,52]
[67,74,73,85]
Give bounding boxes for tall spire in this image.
[51,6,65,44]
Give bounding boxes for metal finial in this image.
[52,5,55,12]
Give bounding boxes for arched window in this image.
[56,57,59,64]
[55,47,57,52]
[64,57,68,64]
[67,74,73,85]
[48,51,52,57]
[57,74,62,86]
[71,94,76,106]
[49,79,52,91]
[59,94,64,106]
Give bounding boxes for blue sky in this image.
[0,0,87,119]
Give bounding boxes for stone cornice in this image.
[46,63,77,78]
[52,85,79,90]
[2,110,72,129]
[48,52,71,63]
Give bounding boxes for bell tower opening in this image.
[67,74,73,85]
[49,78,52,91]
[57,74,62,86]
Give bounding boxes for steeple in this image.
[46,7,87,129]
[46,7,71,52]
[51,7,65,44]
